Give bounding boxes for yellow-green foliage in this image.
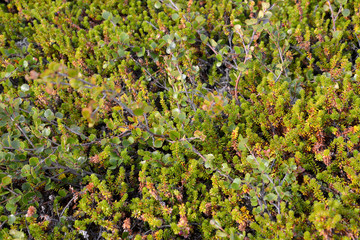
[1,0,360,239]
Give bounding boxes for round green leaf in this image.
[133,108,144,116]
[6,64,15,73]
[154,139,163,148]
[234,46,241,54]
[58,189,67,197]
[43,127,51,137]
[8,215,16,225]
[128,136,135,144]
[21,165,31,177]
[342,8,350,17]
[22,192,35,204]
[20,84,29,92]
[5,202,16,213]
[209,39,217,47]
[142,131,150,140]
[143,105,154,113]
[172,13,179,21]
[195,15,205,23]
[67,69,78,77]
[117,48,126,58]
[1,176,12,186]
[231,178,241,190]
[169,130,180,141]
[11,140,21,150]
[122,139,131,147]
[102,11,112,20]
[154,1,161,9]
[22,182,31,191]
[29,157,39,166]
[245,19,258,25]
[216,232,228,238]
[44,109,54,120]
[82,108,91,119]
[55,112,63,119]
[110,137,121,144]
[9,229,25,239]
[119,32,129,43]
[265,193,277,201]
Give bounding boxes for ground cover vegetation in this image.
[0,0,360,239]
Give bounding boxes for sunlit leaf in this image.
[29,157,39,166]
[154,139,163,148]
[342,8,350,17]
[102,11,112,20]
[20,84,29,92]
[154,1,161,9]
[44,109,54,121]
[169,130,180,140]
[172,13,179,21]
[245,19,258,25]
[133,108,144,116]
[11,140,20,150]
[1,176,11,185]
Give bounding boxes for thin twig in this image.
[57,72,96,87]
[190,145,234,182]
[59,195,77,218]
[327,0,342,32]
[245,144,281,215]
[14,121,35,148]
[234,4,276,105]
[0,67,19,83]
[145,21,159,30]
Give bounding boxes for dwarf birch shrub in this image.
[1,0,360,239]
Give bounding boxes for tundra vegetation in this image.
[1,0,360,239]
